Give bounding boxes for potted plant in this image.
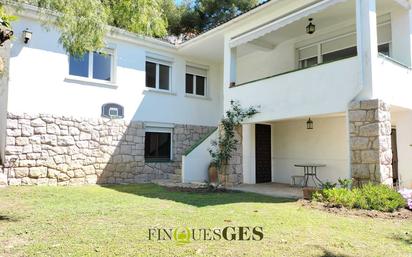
[302,187,319,200]
[208,101,259,186]
[208,162,218,184]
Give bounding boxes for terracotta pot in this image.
[303,187,320,200]
[208,165,218,184]
[218,174,226,185]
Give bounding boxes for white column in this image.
[242,124,256,184]
[391,8,412,67]
[223,36,237,111]
[230,47,237,87]
[356,0,378,99]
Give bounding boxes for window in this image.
[144,132,171,161]
[145,60,171,91]
[322,46,357,63]
[297,22,392,68]
[185,66,208,96]
[69,50,114,82]
[378,43,390,56]
[101,103,124,119]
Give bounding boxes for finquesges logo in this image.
[148,226,264,243]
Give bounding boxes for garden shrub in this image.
[314,183,406,212]
[352,183,406,212]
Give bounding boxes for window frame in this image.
[185,66,208,97]
[144,127,173,162]
[145,58,172,92]
[297,21,392,69]
[68,48,116,84]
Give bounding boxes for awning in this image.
[229,0,348,48]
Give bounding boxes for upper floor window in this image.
[146,59,171,91]
[69,50,114,82]
[185,66,207,97]
[297,22,392,69]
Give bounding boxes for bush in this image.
[352,184,406,212]
[313,188,356,208]
[314,183,406,212]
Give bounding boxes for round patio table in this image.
[294,164,326,188]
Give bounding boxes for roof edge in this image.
[178,0,276,48]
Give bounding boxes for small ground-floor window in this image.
[144,132,172,161]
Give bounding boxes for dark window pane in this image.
[145,132,171,160]
[378,43,390,56]
[322,46,357,63]
[159,64,170,90]
[146,62,156,88]
[93,52,112,81]
[300,56,318,69]
[196,76,206,96]
[186,74,194,94]
[69,53,89,78]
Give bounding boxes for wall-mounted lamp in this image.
[22,28,32,44]
[306,18,316,35]
[307,118,314,130]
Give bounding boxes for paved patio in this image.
[229,183,303,199]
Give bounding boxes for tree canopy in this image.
[0,0,261,56]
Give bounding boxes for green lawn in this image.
[0,184,411,257]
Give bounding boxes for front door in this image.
[255,124,272,183]
[391,129,399,186]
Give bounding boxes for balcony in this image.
[224,0,412,122]
[228,57,360,123]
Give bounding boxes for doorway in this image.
[255,124,272,183]
[391,128,399,186]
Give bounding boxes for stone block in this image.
[47,124,61,135]
[5,146,23,155]
[34,127,46,135]
[14,167,29,178]
[350,137,369,150]
[15,137,29,146]
[7,119,18,129]
[31,118,46,127]
[359,123,379,137]
[58,136,75,146]
[29,167,47,178]
[21,125,34,136]
[361,150,379,164]
[360,99,379,110]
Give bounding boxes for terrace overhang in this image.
[229,0,348,48]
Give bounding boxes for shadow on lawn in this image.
[0,214,19,222]
[317,247,351,257]
[102,184,297,207]
[392,232,412,246]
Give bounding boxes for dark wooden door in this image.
[255,124,272,183]
[391,129,399,186]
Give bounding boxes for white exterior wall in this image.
[392,110,412,188]
[242,124,256,184]
[271,116,350,185]
[8,17,223,127]
[229,57,360,123]
[237,42,296,85]
[375,57,412,110]
[182,130,218,183]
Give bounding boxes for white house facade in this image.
[1,0,412,188]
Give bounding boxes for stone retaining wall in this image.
[3,113,214,186]
[349,99,393,186]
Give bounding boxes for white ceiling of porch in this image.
[238,0,402,57]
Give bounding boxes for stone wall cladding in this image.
[4,113,214,186]
[348,99,393,186]
[223,126,243,186]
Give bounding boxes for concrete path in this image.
[229,183,303,199]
